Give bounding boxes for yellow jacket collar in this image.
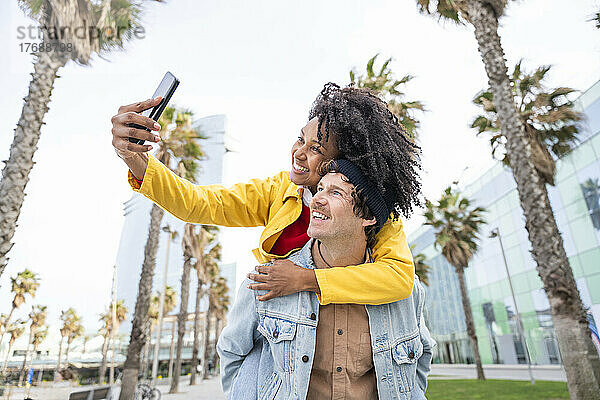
[283,180,302,201]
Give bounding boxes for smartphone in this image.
[128,71,180,145]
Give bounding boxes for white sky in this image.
[0,0,599,350]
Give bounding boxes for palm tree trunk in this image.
[2,341,14,373]
[54,337,64,382]
[170,255,192,393]
[18,329,33,386]
[168,321,175,378]
[203,299,214,380]
[99,334,109,384]
[140,323,153,378]
[0,306,17,349]
[65,341,71,367]
[466,2,600,398]
[456,267,485,380]
[119,204,165,400]
[211,317,222,374]
[190,270,203,385]
[0,51,67,281]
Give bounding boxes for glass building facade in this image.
[116,114,237,334]
[409,79,600,365]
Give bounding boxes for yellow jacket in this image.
[128,153,415,305]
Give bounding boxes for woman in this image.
[110,83,422,305]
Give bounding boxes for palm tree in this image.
[203,243,222,379]
[416,1,600,397]
[471,61,583,185]
[55,308,77,380]
[31,327,47,384]
[0,0,161,282]
[140,292,166,378]
[152,227,179,382]
[409,244,431,286]
[210,275,229,373]
[169,224,193,393]
[64,315,83,367]
[170,224,207,392]
[190,226,217,385]
[1,269,40,348]
[81,335,91,355]
[159,286,177,375]
[424,186,486,379]
[145,287,178,376]
[18,305,47,386]
[2,321,26,374]
[168,138,208,392]
[98,300,128,384]
[121,107,205,399]
[98,313,111,384]
[349,54,425,139]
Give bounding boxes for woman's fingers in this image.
[246,283,270,291]
[117,96,162,114]
[114,123,160,143]
[247,272,268,283]
[113,136,154,153]
[257,292,277,301]
[254,265,271,274]
[111,97,163,155]
[115,111,162,132]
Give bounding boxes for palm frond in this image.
[350,54,425,139]
[472,61,584,185]
[424,185,486,270]
[17,0,44,18]
[18,0,162,65]
[155,105,206,182]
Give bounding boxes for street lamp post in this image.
[151,225,177,384]
[109,264,117,385]
[489,227,536,384]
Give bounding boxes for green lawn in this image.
[426,379,569,400]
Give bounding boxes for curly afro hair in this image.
[309,82,422,220]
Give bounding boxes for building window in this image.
[581,178,600,230]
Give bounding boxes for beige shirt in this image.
[306,302,378,400]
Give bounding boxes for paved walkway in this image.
[1,376,225,400]
[159,376,225,399]
[2,365,566,399]
[431,363,567,381]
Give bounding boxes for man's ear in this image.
[362,217,377,227]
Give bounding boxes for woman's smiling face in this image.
[290,117,339,188]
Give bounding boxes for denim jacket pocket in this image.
[257,315,297,342]
[257,315,297,371]
[391,335,423,392]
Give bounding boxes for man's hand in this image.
[111,97,163,157]
[247,259,318,301]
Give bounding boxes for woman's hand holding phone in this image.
[111,97,163,180]
[111,96,163,158]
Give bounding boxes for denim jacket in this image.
[217,239,435,400]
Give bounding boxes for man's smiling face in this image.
[307,172,371,241]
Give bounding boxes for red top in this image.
[132,173,311,256]
[270,204,311,256]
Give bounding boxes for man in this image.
[217,160,434,400]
